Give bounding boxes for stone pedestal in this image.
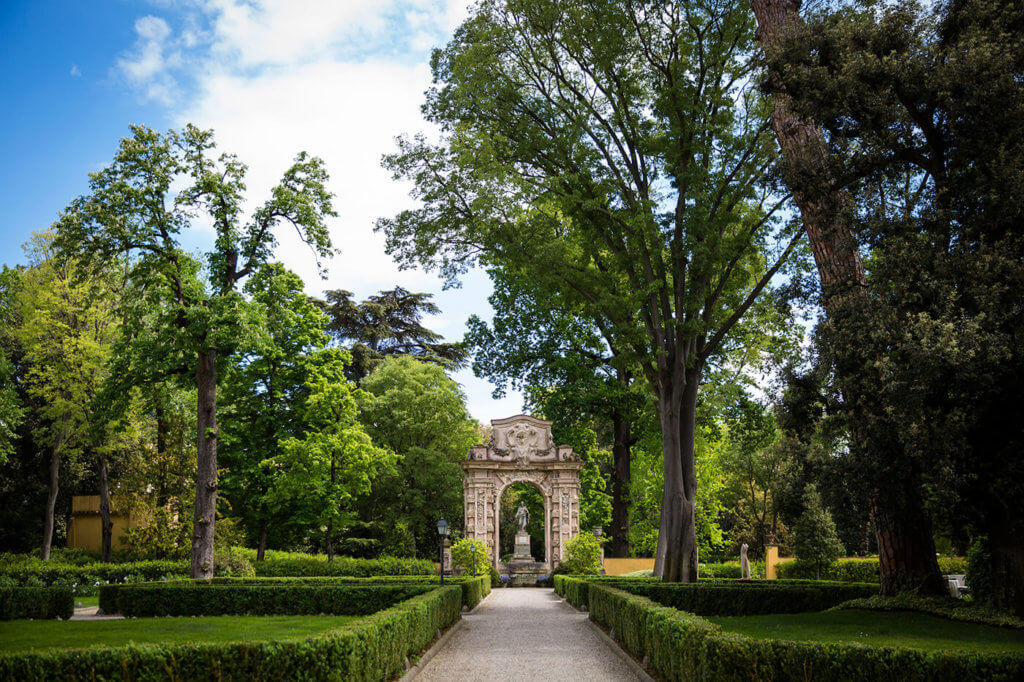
[513,532,533,560]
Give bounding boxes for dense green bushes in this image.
[700,561,766,579]
[0,587,73,620]
[248,553,435,577]
[776,556,967,583]
[0,585,463,682]
[99,583,435,617]
[588,584,1024,681]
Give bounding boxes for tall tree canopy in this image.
[320,287,467,382]
[53,125,335,577]
[380,0,802,580]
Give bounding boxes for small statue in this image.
[515,502,530,533]
[740,543,751,579]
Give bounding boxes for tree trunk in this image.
[988,513,1024,616]
[41,446,60,561]
[257,518,268,562]
[190,348,218,579]
[98,454,113,563]
[751,0,943,597]
[654,367,702,583]
[609,409,632,558]
[873,497,945,596]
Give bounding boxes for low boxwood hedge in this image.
[100,574,492,615]
[588,584,1024,681]
[0,584,463,681]
[776,556,968,583]
[250,555,435,577]
[0,587,73,620]
[100,583,435,618]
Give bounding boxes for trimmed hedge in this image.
[0,560,187,588]
[836,593,1024,630]
[100,583,435,618]
[588,584,1024,681]
[100,574,492,614]
[0,587,73,620]
[0,585,463,682]
[776,556,968,583]
[251,555,435,577]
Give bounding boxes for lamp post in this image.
[593,526,605,574]
[436,517,450,585]
[469,540,477,578]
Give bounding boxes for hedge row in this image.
[0,554,435,588]
[99,583,435,618]
[0,585,463,682]
[588,584,1024,682]
[0,587,73,621]
[776,556,968,582]
[836,593,1024,630]
[554,575,876,614]
[99,575,492,614]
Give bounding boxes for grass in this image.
[0,615,360,654]
[73,596,99,608]
[708,609,1024,653]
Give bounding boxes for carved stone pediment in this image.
[476,415,578,463]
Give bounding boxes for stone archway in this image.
[462,415,582,572]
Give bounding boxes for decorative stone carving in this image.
[461,415,583,572]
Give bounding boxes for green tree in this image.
[379,0,802,581]
[320,287,467,383]
[220,263,330,559]
[54,125,335,578]
[356,356,478,557]
[16,232,119,559]
[793,484,844,580]
[768,0,1024,603]
[269,350,390,560]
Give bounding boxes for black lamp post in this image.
[469,540,477,578]
[437,517,450,585]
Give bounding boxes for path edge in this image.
[560,596,654,682]
[400,592,489,681]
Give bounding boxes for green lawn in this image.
[0,615,360,654]
[74,596,99,608]
[708,609,1024,653]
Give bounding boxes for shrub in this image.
[450,538,491,577]
[250,553,434,577]
[558,534,603,575]
[776,556,969,583]
[700,561,765,579]
[214,547,255,578]
[0,585,463,682]
[618,581,877,616]
[102,583,436,617]
[967,537,993,604]
[0,587,74,620]
[793,485,844,580]
[587,584,1024,682]
[836,593,1024,630]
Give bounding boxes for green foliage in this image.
[558,533,604,575]
[615,581,877,617]
[243,552,435,577]
[213,547,255,578]
[0,587,73,620]
[356,356,477,557]
[700,562,766,580]
[836,593,1024,631]
[586,584,1024,681]
[968,537,994,605]
[775,556,966,583]
[103,583,434,618]
[0,585,462,682]
[793,485,844,580]
[450,538,491,577]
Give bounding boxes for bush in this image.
[450,538,491,577]
[793,484,844,580]
[214,547,255,578]
[249,553,434,577]
[837,593,1024,630]
[1,585,463,682]
[776,556,968,583]
[0,587,73,620]
[101,583,436,617]
[967,537,993,604]
[558,534,603,575]
[700,561,765,579]
[587,584,1024,682]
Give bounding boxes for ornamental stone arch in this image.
[462,415,582,572]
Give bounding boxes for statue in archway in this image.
[515,501,530,533]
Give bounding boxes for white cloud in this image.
[70,64,81,77]
[116,16,182,104]
[116,0,524,421]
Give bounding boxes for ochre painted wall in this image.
[603,557,655,575]
[68,495,139,553]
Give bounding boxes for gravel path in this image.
[414,588,644,682]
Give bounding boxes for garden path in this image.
[413,587,646,682]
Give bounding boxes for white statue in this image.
[740,543,751,579]
[515,502,530,533]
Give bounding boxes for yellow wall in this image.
[764,545,796,580]
[68,495,138,553]
[603,557,655,575]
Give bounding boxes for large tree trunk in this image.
[609,409,632,558]
[190,348,218,579]
[654,367,702,583]
[41,446,60,561]
[751,0,944,596]
[990,512,1024,616]
[873,496,945,596]
[257,517,269,562]
[98,454,113,563]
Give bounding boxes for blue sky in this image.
[0,0,524,421]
